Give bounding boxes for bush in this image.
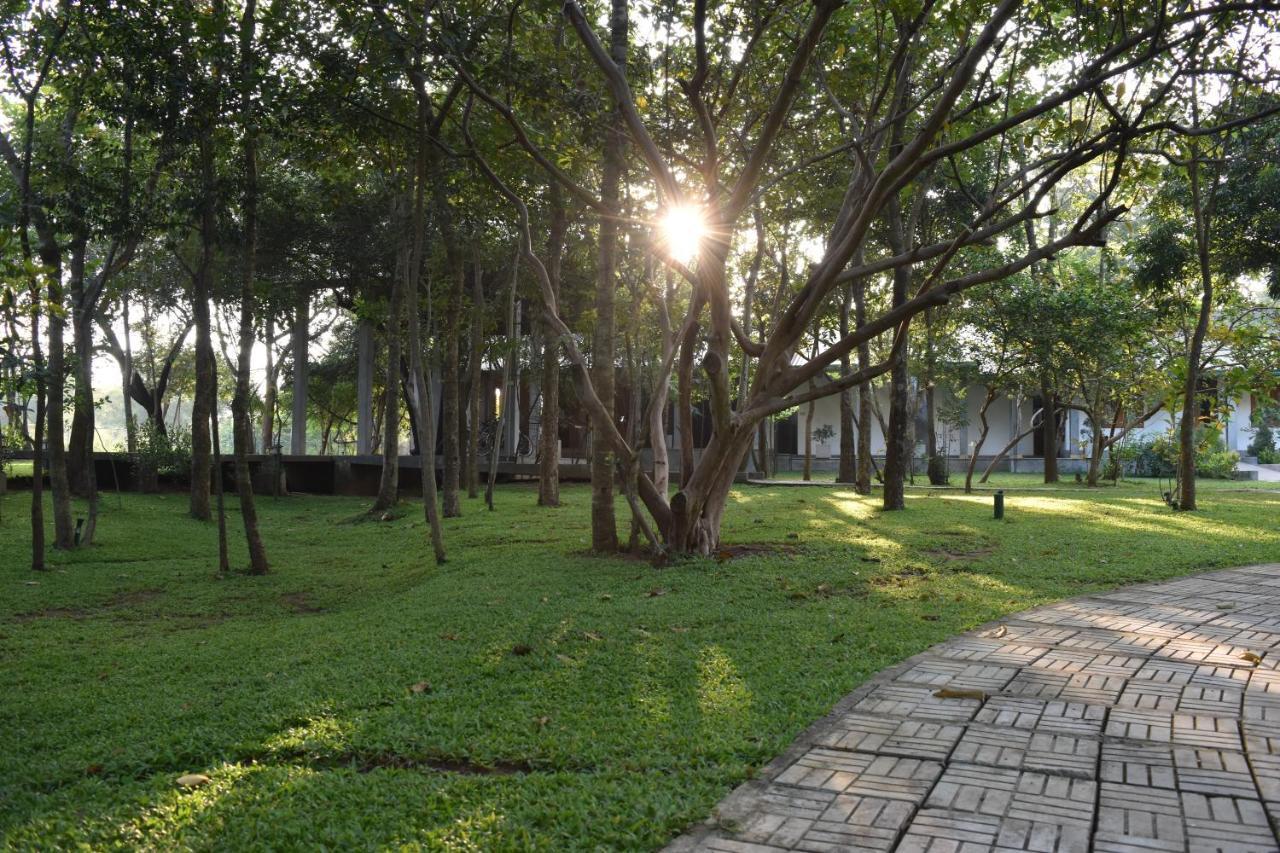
[133,420,191,490]
[1249,419,1278,463]
[1116,424,1239,479]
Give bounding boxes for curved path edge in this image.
[666,563,1280,853]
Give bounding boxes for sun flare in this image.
[657,205,707,264]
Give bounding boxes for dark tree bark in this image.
[441,264,463,517]
[854,280,874,495]
[189,132,217,522]
[1041,384,1059,483]
[467,254,483,499]
[357,317,374,453]
[371,215,406,514]
[260,313,276,452]
[589,0,628,553]
[882,197,912,511]
[290,288,309,454]
[232,0,268,573]
[538,183,566,507]
[837,284,856,483]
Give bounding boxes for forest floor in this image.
[2,481,1278,849]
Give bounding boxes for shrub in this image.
[1117,424,1239,479]
[133,420,191,489]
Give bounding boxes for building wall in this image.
[783,383,1256,460]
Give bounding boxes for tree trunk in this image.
[232,0,269,574]
[980,408,1043,483]
[70,242,99,544]
[1086,416,1104,488]
[467,255,483,499]
[854,281,873,495]
[487,251,520,510]
[371,224,406,514]
[28,279,46,569]
[441,264,463,517]
[965,388,997,493]
[121,292,137,455]
[189,134,216,522]
[260,314,275,452]
[677,322,697,489]
[538,184,566,507]
[802,396,815,481]
[589,0,628,554]
[1180,130,1214,512]
[357,317,374,453]
[837,284,856,483]
[882,200,912,510]
[1041,385,1059,483]
[290,289,309,455]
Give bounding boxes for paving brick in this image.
[1106,709,1173,743]
[814,713,963,762]
[957,716,1100,780]
[896,658,1019,692]
[1172,746,1259,798]
[1095,782,1186,852]
[897,809,1002,852]
[1182,792,1279,852]
[925,763,1019,815]
[799,795,914,852]
[775,748,941,803]
[932,637,1048,667]
[850,683,981,722]
[1100,741,1176,789]
[969,696,1103,735]
[1006,772,1096,828]
[1171,713,1244,750]
[1055,628,1168,656]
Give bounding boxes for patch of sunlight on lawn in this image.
[698,646,751,727]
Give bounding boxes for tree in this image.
[453,0,1271,553]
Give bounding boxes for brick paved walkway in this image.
[668,564,1280,853]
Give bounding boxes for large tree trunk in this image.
[28,280,47,569]
[1086,415,1104,488]
[357,317,374,453]
[69,242,99,544]
[837,285,856,483]
[589,0,628,553]
[232,0,269,574]
[42,265,73,546]
[371,225,406,514]
[467,256,483,499]
[121,292,137,455]
[290,289,309,454]
[66,251,93,500]
[1041,384,1059,483]
[854,281,874,495]
[802,396,815,481]
[1180,136,1215,512]
[538,184,566,507]
[441,264,462,517]
[881,198,912,511]
[189,132,217,522]
[260,314,275,452]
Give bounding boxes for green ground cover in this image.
[2,482,1277,849]
[767,468,1280,490]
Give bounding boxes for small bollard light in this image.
[993,490,1005,520]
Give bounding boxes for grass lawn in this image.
[2,481,1278,849]
[768,467,1280,491]
[1,460,33,478]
